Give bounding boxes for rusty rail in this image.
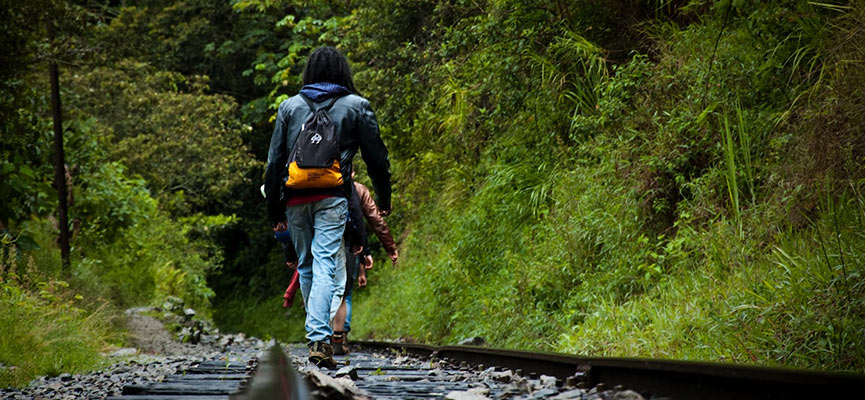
[355,340,865,399]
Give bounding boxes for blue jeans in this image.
[344,254,360,332]
[330,243,347,323]
[285,196,348,343]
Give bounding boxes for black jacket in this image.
[345,183,370,256]
[265,93,391,224]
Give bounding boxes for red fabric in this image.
[282,269,300,308]
[285,194,333,207]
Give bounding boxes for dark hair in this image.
[302,46,358,93]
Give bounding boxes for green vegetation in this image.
[342,0,865,372]
[1,0,864,387]
[0,0,253,387]
[213,294,306,342]
[1,246,115,387]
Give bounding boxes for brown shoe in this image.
[331,332,346,355]
[308,341,338,369]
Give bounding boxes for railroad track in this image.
[103,341,865,399]
[105,358,257,400]
[353,341,865,399]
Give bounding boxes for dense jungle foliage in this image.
[2,0,864,387]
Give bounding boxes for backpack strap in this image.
[299,94,317,111]
[299,94,342,112]
[323,95,341,111]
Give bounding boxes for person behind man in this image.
[329,171,399,355]
[264,46,391,369]
[353,170,399,265]
[330,182,370,355]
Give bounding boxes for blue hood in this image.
[299,82,352,102]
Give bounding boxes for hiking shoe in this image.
[331,332,349,355]
[308,341,338,369]
[342,331,351,355]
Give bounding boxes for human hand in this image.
[273,221,288,232]
[379,208,391,217]
[286,260,298,270]
[357,271,367,288]
[390,249,399,266]
[352,244,364,255]
[363,255,374,270]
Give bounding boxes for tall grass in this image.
[735,101,756,205]
[721,99,762,238]
[1,247,115,388]
[526,29,608,133]
[560,184,865,370]
[721,112,741,237]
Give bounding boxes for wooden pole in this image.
[48,24,71,274]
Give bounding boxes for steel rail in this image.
[355,341,865,399]
[234,345,310,400]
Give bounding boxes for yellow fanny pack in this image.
[285,159,343,189]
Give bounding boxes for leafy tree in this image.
[0,0,110,234]
[66,62,259,215]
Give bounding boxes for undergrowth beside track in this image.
[345,0,865,372]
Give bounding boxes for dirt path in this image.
[124,307,208,357]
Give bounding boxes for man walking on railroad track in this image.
[264,46,391,369]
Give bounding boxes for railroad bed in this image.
[282,343,605,400]
[98,343,642,400]
[13,340,865,399]
[105,359,256,400]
